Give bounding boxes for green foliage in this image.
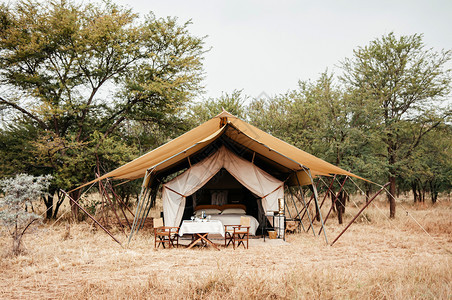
[188,90,248,125]
[0,0,206,217]
[340,32,451,215]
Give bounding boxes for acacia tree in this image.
[0,174,52,255]
[341,33,451,218]
[0,0,206,218]
[188,90,249,126]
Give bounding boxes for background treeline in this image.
[0,0,450,219]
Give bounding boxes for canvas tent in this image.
[75,110,368,243]
[162,146,284,227]
[79,110,365,188]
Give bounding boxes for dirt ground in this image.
[0,198,451,299]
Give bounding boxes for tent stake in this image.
[295,172,316,236]
[305,169,328,244]
[60,189,122,246]
[331,182,390,246]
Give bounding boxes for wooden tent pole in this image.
[295,172,316,236]
[305,169,328,244]
[60,190,122,246]
[287,186,306,232]
[319,176,349,235]
[331,182,390,246]
[288,187,301,220]
[98,177,126,236]
[299,194,314,221]
[307,174,336,232]
[108,182,135,217]
[128,170,151,245]
[105,179,132,229]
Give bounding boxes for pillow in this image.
[194,208,221,217]
[221,208,246,215]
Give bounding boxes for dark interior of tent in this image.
[182,168,261,223]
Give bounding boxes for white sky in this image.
[117,0,452,101]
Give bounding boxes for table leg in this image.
[186,233,220,251]
[201,235,220,251]
[186,233,207,249]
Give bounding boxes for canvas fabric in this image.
[162,146,284,227]
[74,110,367,192]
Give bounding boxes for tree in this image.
[188,90,249,125]
[0,173,52,255]
[0,0,206,218]
[399,123,452,203]
[340,32,451,218]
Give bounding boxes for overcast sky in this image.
[117,0,452,101]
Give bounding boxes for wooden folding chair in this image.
[224,216,250,249]
[153,218,179,248]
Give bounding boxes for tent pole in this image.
[287,186,301,221]
[129,182,151,242]
[106,179,133,229]
[305,169,328,244]
[139,186,159,230]
[288,186,306,232]
[284,191,293,219]
[98,176,126,236]
[294,172,316,236]
[137,189,152,230]
[128,170,151,245]
[331,182,389,245]
[137,177,156,230]
[61,189,122,246]
[307,174,336,232]
[299,194,314,222]
[319,176,349,235]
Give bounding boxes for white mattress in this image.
[209,214,259,235]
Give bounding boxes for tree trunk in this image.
[388,175,396,218]
[69,190,81,221]
[330,191,336,213]
[429,180,438,204]
[336,190,346,224]
[52,191,65,219]
[411,181,418,203]
[44,194,54,219]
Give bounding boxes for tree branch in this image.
[0,96,48,129]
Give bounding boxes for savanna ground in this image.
[0,195,451,299]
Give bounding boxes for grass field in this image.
[0,197,451,299]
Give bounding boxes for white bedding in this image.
[209,214,259,235]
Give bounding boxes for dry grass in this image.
[0,198,451,299]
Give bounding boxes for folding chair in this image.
[224,216,250,249]
[153,218,179,248]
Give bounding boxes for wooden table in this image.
[179,220,225,250]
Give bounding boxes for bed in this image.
[194,204,260,236]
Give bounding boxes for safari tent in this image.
[77,110,371,244]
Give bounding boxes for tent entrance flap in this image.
[161,146,284,227]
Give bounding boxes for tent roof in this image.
[76,110,367,190]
